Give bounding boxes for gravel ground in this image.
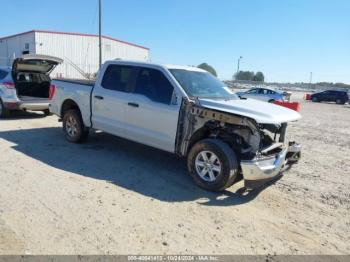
[0,92,349,255]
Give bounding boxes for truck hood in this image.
[198,98,301,124]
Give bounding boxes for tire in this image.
[268,99,275,103]
[62,109,89,143]
[43,109,52,116]
[335,99,343,105]
[0,98,10,118]
[187,138,239,192]
[312,97,318,102]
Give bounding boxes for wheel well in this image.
[61,99,81,117]
[186,127,211,155]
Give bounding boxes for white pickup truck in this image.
[50,60,301,191]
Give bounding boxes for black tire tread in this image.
[0,99,10,118]
[62,109,89,143]
[187,138,239,192]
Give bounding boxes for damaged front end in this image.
[176,99,301,189]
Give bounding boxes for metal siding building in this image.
[0,30,150,79]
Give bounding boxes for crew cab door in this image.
[124,66,181,152]
[91,64,136,137]
[328,91,338,102]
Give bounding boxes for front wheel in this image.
[187,139,239,192]
[62,109,89,143]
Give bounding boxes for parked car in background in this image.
[310,90,349,104]
[236,87,290,103]
[0,54,62,118]
[50,60,301,192]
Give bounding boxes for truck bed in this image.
[50,78,94,127]
[52,78,95,87]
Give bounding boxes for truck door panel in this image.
[92,65,136,137]
[124,67,180,152]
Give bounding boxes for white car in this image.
[50,60,301,191]
[236,87,290,102]
[0,54,62,118]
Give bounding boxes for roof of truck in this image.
[111,59,206,72]
[164,64,206,72]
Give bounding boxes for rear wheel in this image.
[63,109,89,143]
[335,98,344,105]
[312,97,318,102]
[187,139,239,192]
[0,99,10,118]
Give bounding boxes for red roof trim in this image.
[0,29,149,50]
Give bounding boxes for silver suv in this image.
[0,54,62,118]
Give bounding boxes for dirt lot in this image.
[0,92,349,255]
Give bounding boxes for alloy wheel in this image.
[195,151,222,182]
[65,115,79,137]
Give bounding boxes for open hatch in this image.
[12,54,63,99]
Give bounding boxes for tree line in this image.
[197,62,349,88]
[197,63,265,82]
[233,71,264,82]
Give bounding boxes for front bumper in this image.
[241,143,301,189]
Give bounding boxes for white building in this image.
[0,30,150,79]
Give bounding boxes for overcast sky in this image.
[1,0,349,83]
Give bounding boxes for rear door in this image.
[259,89,271,101]
[266,89,279,101]
[124,66,180,152]
[329,91,338,102]
[91,64,137,137]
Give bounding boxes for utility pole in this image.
[237,56,243,74]
[235,56,243,80]
[99,0,102,70]
[309,72,313,89]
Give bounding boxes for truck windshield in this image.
[170,69,238,100]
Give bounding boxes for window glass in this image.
[247,89,258,94]
[171,69,237,100]
[134,68,174,104]
[17,73,32,82]
[101,65,135,92]
[0,70,8,80]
